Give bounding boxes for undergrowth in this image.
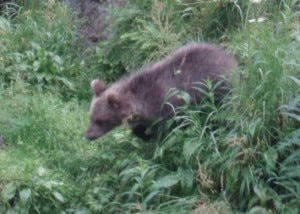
[0,0,299,213]
[0,0,94,100]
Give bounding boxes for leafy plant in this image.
[0,1,83,98]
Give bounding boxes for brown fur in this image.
[85,43,237,140]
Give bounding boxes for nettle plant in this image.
[3,42,74,92]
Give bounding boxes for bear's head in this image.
[84,79,131,140]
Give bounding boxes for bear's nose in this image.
[83,132,98,141]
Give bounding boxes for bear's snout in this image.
[84,123,104,141]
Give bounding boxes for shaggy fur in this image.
[85,43,237,140]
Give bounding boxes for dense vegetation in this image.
[0,0,299,213]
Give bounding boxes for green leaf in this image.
[36,73,46,82]
[253,185,263,200]
[283,113,300,122]
[33,61,40,72]
[50,64,58,74]
[176,91,191,104]
[183,140,201,163]
[264,147,278,170]
[248,206,269,214]
[52,190,65,203]
[31,42,41,50]
[144,191,160,205]
[38,166,46,176]
[153,173,180,190]
[123,183,140,201]
[1,182,17,202]
[53,55,63,66]
[20,188,31,204]
[178,167,194,194]
[290,76,300,86]
[56,77,74,90]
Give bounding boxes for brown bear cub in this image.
[85,43,237,140]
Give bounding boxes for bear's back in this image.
[119,43,237,119]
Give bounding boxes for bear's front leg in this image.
[131,123,155,140]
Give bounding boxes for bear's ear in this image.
[107,93,121,110]
[91,79,106,96]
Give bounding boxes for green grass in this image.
[0,147,39,181]
[0,87,91,212]
[0,0,300,213]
